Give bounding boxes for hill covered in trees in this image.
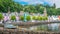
[0,0,60,16]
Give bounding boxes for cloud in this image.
[45,0,60,8]
[53,0,60,8]
[27,0,44,4]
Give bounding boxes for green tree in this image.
[0,13,4,21]
[0,0,59,15]
[26,16,31,21]
[0,0,23,12]
[32,16,36,20]
[19,16,24,21]
[45,17,48,20]
[37,16,42,20]
[10,15,16,21]
[42,17,48,20]
[52,3,56,8]
[56,8,60,15]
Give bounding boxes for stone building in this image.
[43,8,47,16]
[20,11,24,16]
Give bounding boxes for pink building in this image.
[4,16,10,21]
[16,16,19,21]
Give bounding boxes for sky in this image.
[14,0,60,8]
[54,0,60,8]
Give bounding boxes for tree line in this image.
[0,0,60,16]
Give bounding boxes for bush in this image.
[45,17,48,20]
[37,16,42,20]
[0,13,4,21]
[26,16,31,21]
[32,16,36,20]
[42,17,48,20]
[32,16,48,20]
[19,16,24,21]
[35,17,38,20]
[37,16,48,20]
[42,17,46,20]
[32,16,38,20]
[11,15,16,21]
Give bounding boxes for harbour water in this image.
[28,23,60,32]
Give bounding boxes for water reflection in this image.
[48,23,59,31]
[29,23,60,32]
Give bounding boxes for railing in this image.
[11,20,60,26]
[1,20,60,27]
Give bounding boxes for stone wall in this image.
[0,29,60,34]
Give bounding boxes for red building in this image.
[58,16,60,20]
